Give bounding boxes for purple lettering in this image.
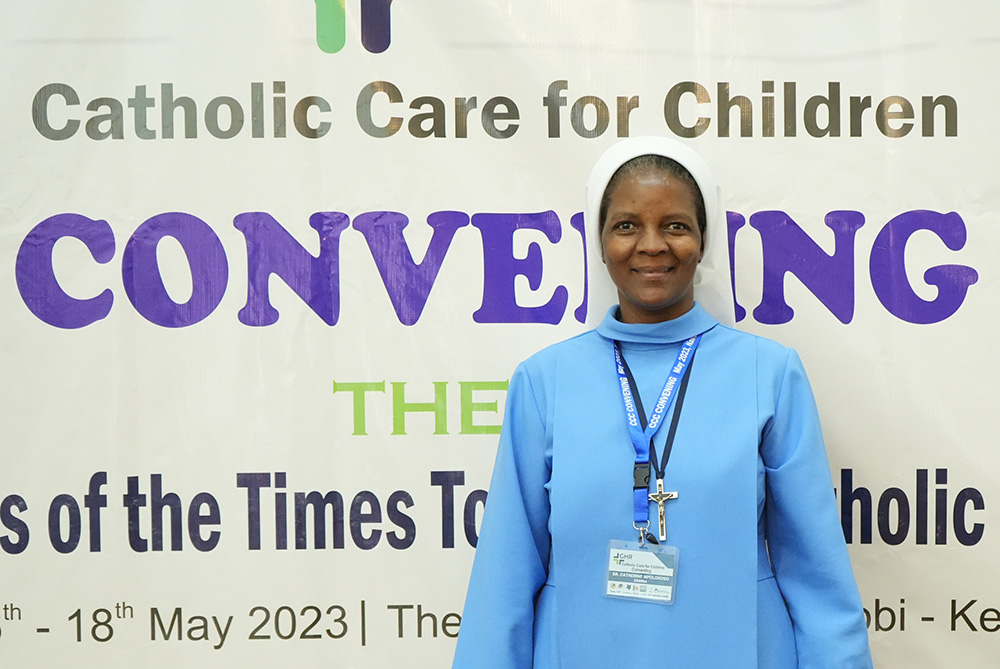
[234,211,350,326]
[869,210,978,324]
[15,213,115,328]
[569,211,588,323]
[122,212,228,327]
[352,210,469,325]
[752,210,865,324]
[725,211,747,321]
[472,211,568,324]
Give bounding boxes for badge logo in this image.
[313,0,395,54]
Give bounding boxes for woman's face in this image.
[600,167,703,324]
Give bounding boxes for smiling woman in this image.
[453,137,874,668]
[599,157,704,324]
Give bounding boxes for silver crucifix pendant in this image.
[648,479,678,542]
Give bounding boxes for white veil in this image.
[583,137,735,327]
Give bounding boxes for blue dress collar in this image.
[595,302,718,344]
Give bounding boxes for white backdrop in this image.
[1,2,996,666]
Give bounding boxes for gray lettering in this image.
[32,83,80,140]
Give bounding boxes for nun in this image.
[453,137,873,668]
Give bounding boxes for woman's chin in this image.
[618,297,694,323]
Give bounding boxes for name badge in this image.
[605,539,679,605]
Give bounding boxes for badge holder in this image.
[605,539,679,605]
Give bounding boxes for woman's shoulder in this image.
[706,323,799,369]
[519,328,607,371]
[504,330,608,407]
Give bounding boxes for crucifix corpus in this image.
[648,480,678,542]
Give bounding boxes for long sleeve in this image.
[453,362,552,668]
[761,348,874,668]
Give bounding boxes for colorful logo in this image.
[313,0,395,54]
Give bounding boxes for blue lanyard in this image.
[613,335,701,532]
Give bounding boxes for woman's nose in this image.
[636,227,667,254]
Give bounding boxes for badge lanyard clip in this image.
[633,461,651,545]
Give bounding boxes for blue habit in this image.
[453,304,873,668]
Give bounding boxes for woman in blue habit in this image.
[453,137,873,668]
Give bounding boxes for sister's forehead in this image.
[605,170,699,204]
[603,161,703,213]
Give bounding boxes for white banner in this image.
[1,2,996,666]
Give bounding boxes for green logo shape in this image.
[314,0,347,54]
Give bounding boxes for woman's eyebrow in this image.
[607,208,696,220]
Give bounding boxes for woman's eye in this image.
[614,221,634,230]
